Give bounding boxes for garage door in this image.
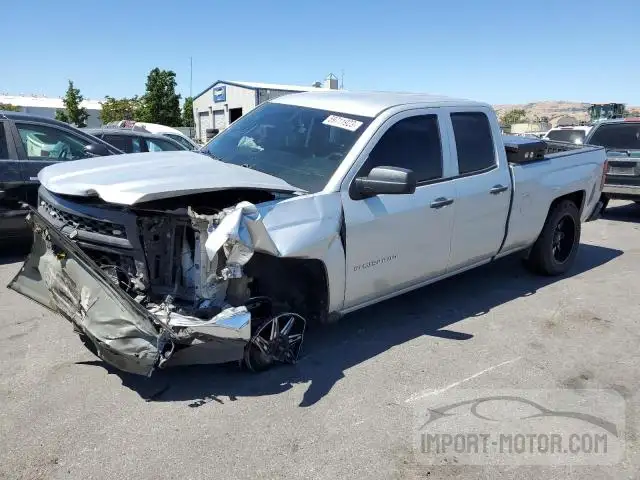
[198,112,211,142]
[213,110,225,131]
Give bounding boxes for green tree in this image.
[138,68,181,126]
[0,103,22,112]
[100,96,143,124]
[182,97,195,127]
[56,80,89,127]
[500,109,527,127]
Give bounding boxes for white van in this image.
[543,126,592,144]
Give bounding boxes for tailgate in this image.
[7,210,170,376]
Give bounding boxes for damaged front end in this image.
[8,205,309,376]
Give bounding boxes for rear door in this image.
[444,109,512,272]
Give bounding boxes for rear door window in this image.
[363,114,443,182]
[450,112,496,174]
[164,134,193,150]
[588,123,640,150]
[145,137,181,152]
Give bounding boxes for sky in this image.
[3,0,640,105]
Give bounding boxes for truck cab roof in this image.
[272,90,490,118]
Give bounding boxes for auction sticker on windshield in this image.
[323,115,364,132]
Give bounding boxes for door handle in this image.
[430,197,454,209]
[489,184,509,195]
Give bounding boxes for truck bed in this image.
[503,135,603,162]
[498,136,606,257]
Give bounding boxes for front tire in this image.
[526,200,581,276]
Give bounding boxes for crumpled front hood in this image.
[38,151,303,205]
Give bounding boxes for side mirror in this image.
[84,143,111,157]
[351,166,417,200]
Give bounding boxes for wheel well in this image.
[244,253,329,325]
[551,190,585,214]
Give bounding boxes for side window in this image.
[103,135,133,153]
[0,122,9,159]
[16,123,91,161]
[363,115,443,182]
[145,138,181,152]
[450,112,496,174]
[165,134,192,150]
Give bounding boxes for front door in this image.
[11,121,94,206]
[0,120,27,214]
[341,111,457,309]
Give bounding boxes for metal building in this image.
[0,95,103,127]
[192,76,339,143]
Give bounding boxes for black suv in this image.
[0,111,122,242]
[84,128,187,153]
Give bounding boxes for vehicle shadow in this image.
[603,202,640,224]
[81,243,623,407]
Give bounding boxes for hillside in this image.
[492,101,640,123]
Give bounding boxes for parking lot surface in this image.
[1,201,640,480]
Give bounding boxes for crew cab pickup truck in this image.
[8,91,608,377]
[0,112,120,243]
[584,118,640,207]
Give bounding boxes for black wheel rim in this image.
[245,313,306,371]
[551,214,576,264]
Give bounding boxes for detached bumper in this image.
[7,210,251,376]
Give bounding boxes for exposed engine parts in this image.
[76,198,308,372]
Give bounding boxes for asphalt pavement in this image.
[1,201,639,479]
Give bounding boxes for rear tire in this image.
[526,200,581,276]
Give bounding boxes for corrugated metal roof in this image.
[193,80,324,101]
[0,95,103,110]
[225,81,321,92]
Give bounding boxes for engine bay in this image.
[30,188,322,373]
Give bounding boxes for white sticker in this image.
[322,115,363,132]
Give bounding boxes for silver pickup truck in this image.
[8,91,607,377]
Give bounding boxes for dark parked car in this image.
[0,111,122,243]
[84,128,187,153]
[584,118,640,209]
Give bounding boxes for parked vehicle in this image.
[83,127,188,153]
[584,118,640,207]
[588,103,625,123]
[9,91,607,376]
[0,111,122,242]
[543,126,592,144]
[104,121,200,150]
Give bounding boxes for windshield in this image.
[546,129,586,144]
[201,103,373,192]
[588,123,640,150]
